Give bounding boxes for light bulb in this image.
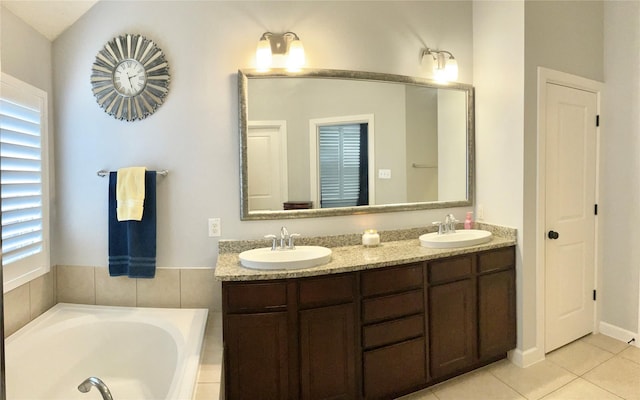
[445,58,458,81]
[256,38,272,71]
[286,39,305,71]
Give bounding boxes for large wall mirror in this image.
[239,69,474,220]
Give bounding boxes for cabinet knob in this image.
[547,230,559,240]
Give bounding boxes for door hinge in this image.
[593,290,597,301]
[596,115,600,127]
[594,204,598,215]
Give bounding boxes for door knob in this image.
[548,230,559,240]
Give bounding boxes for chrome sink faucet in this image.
[433,214,457,235]
[280,226,289,249]
[265,227,300,250]
[445,214,457,233]
[78,377,113,400]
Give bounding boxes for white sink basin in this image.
[419,229,492,249]
[239,246,332,270]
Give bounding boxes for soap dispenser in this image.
[464,211,473,230]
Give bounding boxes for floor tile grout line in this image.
[536,375,581,400]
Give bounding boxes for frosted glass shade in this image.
[286,39,305,71]
[256,38,272,70]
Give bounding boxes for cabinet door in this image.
[429,279,476,378]
[363,337,427,399]
[478,269,516,359]
[299,303,356,400]
[225,312,289,400]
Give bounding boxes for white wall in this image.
[601,1,640,334]
[473,0,526,351]
[51,1,473,270]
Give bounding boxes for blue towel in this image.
[108,171,157,278]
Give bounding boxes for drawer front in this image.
[362,289,424,324]
[298,274,355,308]
[363,337,427,399]
[363,314,424,349]
[428,256,473,284]
[361,263,424,297]
[478,246,515,273]
[224,281,288,312]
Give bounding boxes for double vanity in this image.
[215,223,517,399]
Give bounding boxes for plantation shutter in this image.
[319,124,361,208]
[1,73,49,291]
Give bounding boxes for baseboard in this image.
[508,346,545,368]
[599,321,639,347]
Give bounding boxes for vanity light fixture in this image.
[421,48,458,82]
[256,31,305,72]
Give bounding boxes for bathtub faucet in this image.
[78,377,114,400]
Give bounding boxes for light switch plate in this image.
[378,169,391,179]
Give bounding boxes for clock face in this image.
[90,34,170,121]
[113,60,147,97]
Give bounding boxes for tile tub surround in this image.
[4,266,220,337]
[216,223,517,281]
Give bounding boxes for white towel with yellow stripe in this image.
[116,167,146,221]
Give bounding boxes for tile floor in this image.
[192,326,640,400]
[400,334,640,400]
[194,311,223,400]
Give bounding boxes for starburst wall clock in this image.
[90,34,170,121]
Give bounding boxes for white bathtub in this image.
[5,303,208,400]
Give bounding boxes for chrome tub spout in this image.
[78,376,114,400]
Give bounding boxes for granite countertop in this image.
[215,223,517,282]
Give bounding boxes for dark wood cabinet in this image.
[222,246,516,399]
[478,247,517,360]
[428,278,476,378]
[363,337,427,399]
[223,274,357,400]
[225,312,289,400]
[300,303,356,399]
[361,263,427,399]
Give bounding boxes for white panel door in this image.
[247,122,288,212]
[545,83,597,352]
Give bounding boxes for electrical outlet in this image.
[476,205,484,221]
[378,169,391,179]
[208,218,221,237]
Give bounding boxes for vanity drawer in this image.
[363,337,427,399]
[428,256,473,284]
[362,289,424,324]
[298,274,355,309]
[224,281,288,313]
[361,263,424,297]
[363,314,424,349]
[478,247,515,273]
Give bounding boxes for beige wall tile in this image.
[4,284,31,337]
[56,265,95,304]
[180,268,219,311]
[136,268,180,308]
[29,271,55,319]
[95,266,137,306]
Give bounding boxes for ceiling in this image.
[2,0,100,41]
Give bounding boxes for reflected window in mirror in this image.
[318,123,369,208]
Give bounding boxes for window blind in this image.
[1,75,47,275]
[319,124,361,208]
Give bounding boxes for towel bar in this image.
[97,169,169,177]
[411,163,437,169]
